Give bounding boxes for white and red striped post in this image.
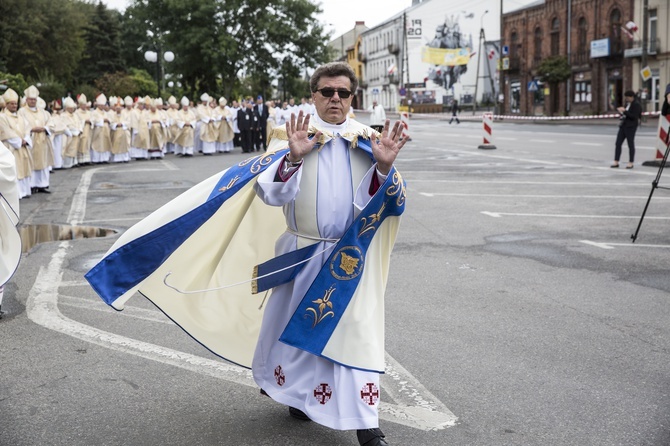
[642,112,670,166]
[400,111,410,141]
[478,112,496,149]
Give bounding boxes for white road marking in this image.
[529,139,555,143]
[572,142,602,146]
[408,180,652,186]
[420,192,667,200]
[88,186,189,192]
[59,294,173,325]
[580,240,670,249]
[481,211,670,220]
[82,217,144,224]
[25,162,457,431]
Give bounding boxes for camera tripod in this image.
[631,140,670,242]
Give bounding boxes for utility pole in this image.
[498,0,504,115]
[566,0,572,114]
[641,0,649,112]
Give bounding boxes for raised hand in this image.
[286,111,322,163]
[370,119,408,175]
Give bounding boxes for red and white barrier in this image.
[643,112,670,166]
[478,112,496,149]
[400,111,410,140]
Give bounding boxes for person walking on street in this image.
[368,99,386,133]
[611,90,641,169]
[449,99,460,124]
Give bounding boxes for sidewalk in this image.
[355,110,659,127]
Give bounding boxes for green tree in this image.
[536,56,571,85]
[95,71,140,98]
[128,68,158,98]
[0,0,86,86]
[75,2,126,86]
[0,71,28,97]
[123,0,330,99]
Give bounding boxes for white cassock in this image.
[252,113,382,430]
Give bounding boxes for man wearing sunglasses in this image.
[252,61,408,446]
[85,62,406,446]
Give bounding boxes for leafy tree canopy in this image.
[537,56,571,85]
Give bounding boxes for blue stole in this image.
[278,138,406,361]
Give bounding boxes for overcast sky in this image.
[101,0,538,38]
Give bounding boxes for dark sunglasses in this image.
[316,88,353,99]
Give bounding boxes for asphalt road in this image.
[2,116,669,446]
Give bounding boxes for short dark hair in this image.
[310,62,358,94]
[624,90,636,97]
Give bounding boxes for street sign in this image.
[528,80,539,92]
[502,57,510,70]
[502,45,509,56]
[399,87,407,96]
[640,66,652,82]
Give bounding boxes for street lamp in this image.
[144,49,175,98]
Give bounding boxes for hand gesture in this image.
[370,120,407,175]
[286,111,322,163]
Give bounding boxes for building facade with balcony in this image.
[359,15,404,111]
[629,0,669,112]
[502,0,636,117]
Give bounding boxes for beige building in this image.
[629,0,669,112]
[328,21,368,62]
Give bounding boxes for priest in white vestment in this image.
[0,89,33,199]
[84,62,407,446]
[19,85,53,193]
[251,62,406,446]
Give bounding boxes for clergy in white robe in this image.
[60,98,82,169]
[174,97,196,156]
[90,94,112,164]
[84,62,406,446]
[47,102,66,169]
[19,85,53,192]
[250,63,406,446]
[75,95,92,165]
[0,89,33,199]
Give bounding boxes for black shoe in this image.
[37,187,51,194]
[288,406,311,421]
[610,164,619,168]
[357,428,388,446]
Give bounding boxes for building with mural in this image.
[338,0,501,112]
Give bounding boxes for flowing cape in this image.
[85,121,405,372]
[0,142,20,285]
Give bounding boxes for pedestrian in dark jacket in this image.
[449,99,460,124]
[611,91,641,169]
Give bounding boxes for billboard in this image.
[406,1,500,104]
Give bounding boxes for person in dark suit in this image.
[661,83,670,117]
[612,90,642,169]
[237,100,254,153]
[254,95,269,151]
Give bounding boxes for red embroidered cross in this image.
[313,383,332,405]
[360,383,379,406]
[274,365,285,386]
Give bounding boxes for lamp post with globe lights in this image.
[144,49,175,99]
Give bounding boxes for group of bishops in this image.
[0,85,320,201]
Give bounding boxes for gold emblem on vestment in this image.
[339,252,359,276]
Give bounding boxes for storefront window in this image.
[574,80,591,103]
[510,82,521,113]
